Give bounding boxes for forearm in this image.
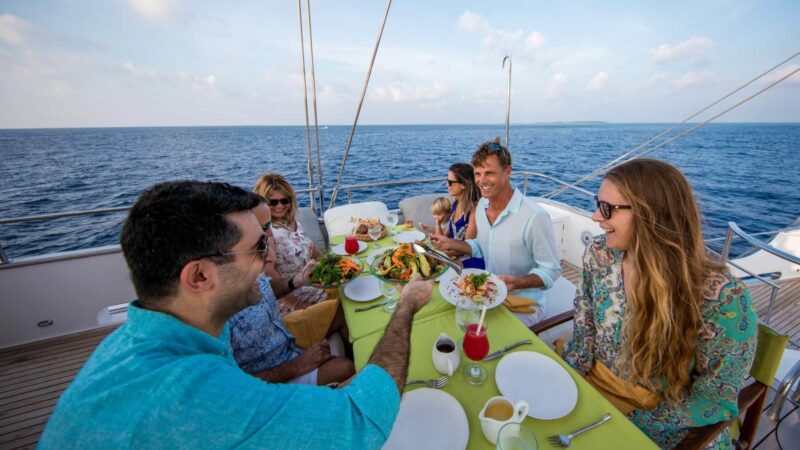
[367,301,417,392]
[270,273,303,299]
[448,238,473,255]
[511,273,545,289]
[253,357,306,383]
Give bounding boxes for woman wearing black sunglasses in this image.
[254,173,327,317]
[562,158,756,448]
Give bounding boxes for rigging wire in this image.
[328,0,393,208]
[296,0,316,213]
[305,0,324,211]
[544,50,800,199]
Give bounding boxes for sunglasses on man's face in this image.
[267,198,291,207]
[198,234,270,263]
[594,195,632,220]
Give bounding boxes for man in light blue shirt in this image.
[431,139,561,326]
[39,180,433,449]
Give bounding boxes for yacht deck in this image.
[0,263,798,449]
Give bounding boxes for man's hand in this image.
[294,341,333,373]
[397,273,433,313]
[497,275,518,291]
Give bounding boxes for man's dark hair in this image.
[120,180,260,306]
[471,137,512,169]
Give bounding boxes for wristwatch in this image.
[288,277,296,291]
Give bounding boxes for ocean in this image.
[0,123,798,260]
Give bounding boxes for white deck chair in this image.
[530,276,577,346]
[323,201,389,237]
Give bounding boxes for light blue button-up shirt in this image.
[467,188,561,306]
[39,301,400,449]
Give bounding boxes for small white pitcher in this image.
[431,332,460,376]
[479,396,529,445]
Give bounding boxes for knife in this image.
[483,339,533,361]
[354,298,395,312]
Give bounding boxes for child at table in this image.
[431,196,452,237]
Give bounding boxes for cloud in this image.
[128,0,181,21]
[371,80,449,103]
[458,11,527,63]
[760,64,800,85]
[177,70,217,91]
[457,11,487,34]
[586,71,609,92]
[672,71,717,88]
[0,14,33,45]
[544,72,567,99]
[649,36,714,63]
[525,31,544,51]
[648,72,670,85]
[123,61,160,79]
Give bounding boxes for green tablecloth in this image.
[352,307,658,450]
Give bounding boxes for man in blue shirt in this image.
[430,139,561,326]
[39,180,432,449]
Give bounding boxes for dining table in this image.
[330,231,658,450]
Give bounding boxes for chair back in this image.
[323,201,389,237]
[750,323,788,385]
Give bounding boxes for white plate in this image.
[343,276,382,302]
[382,388,469,450]
[438,268,508,310]
[393,230,426,244]
[495,351,578,420]
[331,240,368,256]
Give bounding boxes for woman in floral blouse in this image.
[562,158,757,449]
[254,173,328,315]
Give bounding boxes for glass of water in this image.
[381,281,400,313]
[496,423,537,450]
[455,298,479,331]
[384,212,399,235]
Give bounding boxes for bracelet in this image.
[288,277,296,291]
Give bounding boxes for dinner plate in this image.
[495,351,578,420]
[330,240,368,255]
[393,230,426,244]
[382,388,469,450]
[438,268,507,310]
[343,276,382,302]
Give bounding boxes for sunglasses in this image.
[594,195,632,220]
[199,234,270,263]
[446,179,461,186]
[487,142,504,152]
[267,198,291,207]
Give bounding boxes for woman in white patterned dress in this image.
[254,173,328,316]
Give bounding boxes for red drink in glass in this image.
[463,323,489,361]
[344,236,359,255]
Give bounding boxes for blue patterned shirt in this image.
[228,275,301,373]
[39,301,400,449]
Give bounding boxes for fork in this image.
[404,375,448,389]
[547,413,612,448]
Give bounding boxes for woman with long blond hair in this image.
[254,173,326,315]
[562,159,757,449]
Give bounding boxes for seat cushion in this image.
[536,277,577,346]
[323,201,389,237]
[398,194,444,230]
[296,207,326,251]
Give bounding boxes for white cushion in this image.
[535,277,577,346]
[296,207,326,251]
[323,201,389,237]
[399,194,444,230]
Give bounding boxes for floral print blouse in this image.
[272,220,326,314]
[563,236,757,449]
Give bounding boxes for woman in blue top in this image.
[446,163,484,269]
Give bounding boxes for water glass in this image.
[368,225,383,247]
[381,281,400,313]
[384,212,399,235]
[496,423,537,450]
[455,298,479,331]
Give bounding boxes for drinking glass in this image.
[381,281,400,313]
[462,320,489,385]
[455,298,479,331]
[384,212,399,235]
[344,236,360,255]
[367,225,383,248]
[496,423,537,450]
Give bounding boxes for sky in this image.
[0,0,799,128]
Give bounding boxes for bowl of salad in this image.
[370,243,446,283]
[309,253,363,288]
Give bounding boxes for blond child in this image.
[431,196,452,236]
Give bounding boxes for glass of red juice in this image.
[344,236,360,255]
[462,321,489,385]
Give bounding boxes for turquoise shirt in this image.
[39,302,400,449]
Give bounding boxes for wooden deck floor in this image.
[0,263,797,449]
